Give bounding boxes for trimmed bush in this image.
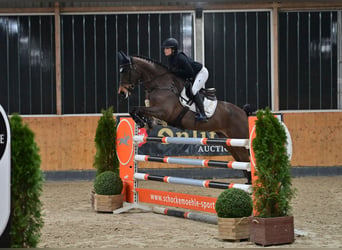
[215,188,253,218]
[10,114,44,248]
[94,171,123,195]
[252,108,296,217]
[93,106,119,175]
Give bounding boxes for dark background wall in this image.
[0,1,340,115]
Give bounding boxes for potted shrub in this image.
[94,171,123,212]
[249,108,296,246]
[91,106,119,208]
[215,188,253,241]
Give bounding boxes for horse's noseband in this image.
[127,84,135,90]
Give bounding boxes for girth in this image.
[168,106,189,129]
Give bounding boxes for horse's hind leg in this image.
[217,132,252,184]
[225,146,251,184]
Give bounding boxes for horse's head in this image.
[117,51,142,99]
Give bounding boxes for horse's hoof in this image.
[131,115,145,129]
[137,122,145,129]
[145,120,153,130]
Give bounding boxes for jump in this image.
[117,51,252,183]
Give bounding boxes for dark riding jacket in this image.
[167,51,202,80]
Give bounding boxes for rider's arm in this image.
[170,53,194,79]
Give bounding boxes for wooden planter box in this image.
[94,193,123,212]
[249,216,294,246]
[218,217,250,241]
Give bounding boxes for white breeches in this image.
[192,67,209,95]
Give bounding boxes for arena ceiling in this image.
[0,0,342,9]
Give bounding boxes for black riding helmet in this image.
[162,38,179,50]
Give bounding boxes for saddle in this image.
[179,87,218,118]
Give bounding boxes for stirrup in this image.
[195,113,208,122]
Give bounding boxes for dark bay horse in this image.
[117,51,252,183]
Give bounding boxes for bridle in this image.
[119,62,137,90]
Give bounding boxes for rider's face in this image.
[164,47,172,57]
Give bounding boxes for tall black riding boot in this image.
[193,93,208,122]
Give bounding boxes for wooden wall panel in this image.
[21,112,342,171]
[22,116,99,171]
[283,112,342,167]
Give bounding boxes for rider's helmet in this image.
[162,38,179,50]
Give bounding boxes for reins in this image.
[145,81,179,96]
[121,60,180,96]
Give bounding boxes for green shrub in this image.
[215,188,253,218]
[10,114,44,248]
[94,171,123,195]
[93,106,119,175]
[252,108,296,217]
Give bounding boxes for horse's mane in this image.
[133,55,184,91]
[134,55,169,71]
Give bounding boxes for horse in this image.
[117,51,252,183]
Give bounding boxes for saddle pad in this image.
[179,88,217,118]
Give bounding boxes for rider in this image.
[162,37,209,122]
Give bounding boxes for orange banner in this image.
[137,188,217,213]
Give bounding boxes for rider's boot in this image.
[193,93,208,122]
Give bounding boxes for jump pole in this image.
[134,173,251,193]
[133,135,249,148]
[152,206,218,225]
[115,117,255,216]
[135,155,250,171]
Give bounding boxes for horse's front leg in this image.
[130,106,166,128]
[137,106,168,122]
[129,107,146,128]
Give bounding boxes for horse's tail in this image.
[242,104,256,116]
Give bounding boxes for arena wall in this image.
[21,111,342,172]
